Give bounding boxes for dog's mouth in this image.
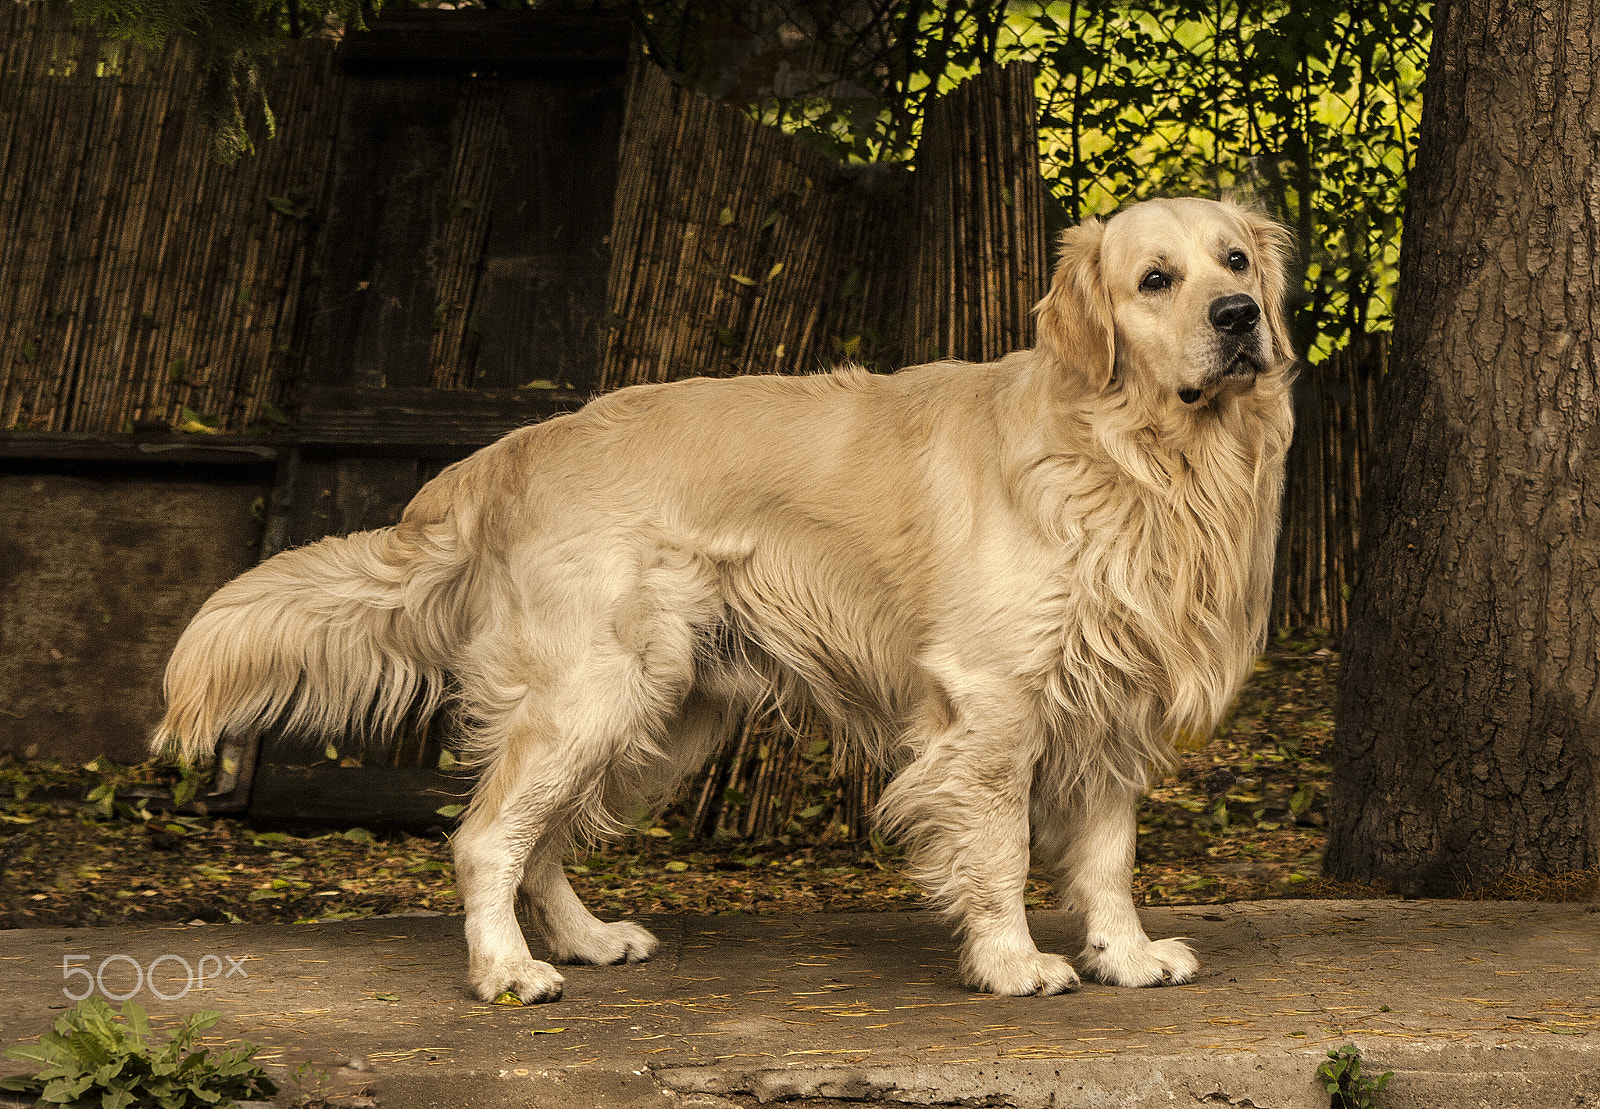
[1219,345,1266,378]
[1179,348,1266,405]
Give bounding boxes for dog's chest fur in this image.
[1013,394,1292,784]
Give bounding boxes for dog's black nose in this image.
[1209,294,1260,334]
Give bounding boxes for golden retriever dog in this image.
[156,196,1294,1002]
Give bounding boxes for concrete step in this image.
[2,902,1596,1108]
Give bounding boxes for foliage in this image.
[1011,0,1428,357]
[679,0,1428,357]
[0,997,277,1108]
[54,0,365,163]
[639,0,1013,162]
[1316,1043,1393,1109]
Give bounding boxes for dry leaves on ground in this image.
[3,635,1583,931]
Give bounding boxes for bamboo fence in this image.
[0,3,342,433]
[1271,333,1385,637]
[907,62,1049,364]
[600,57,910,389]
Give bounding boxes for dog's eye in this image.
[1139,269,1171,292]
[1227,250,1250,272]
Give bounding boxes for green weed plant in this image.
[1317,1042,1392,1109]
[1,997,276,1108]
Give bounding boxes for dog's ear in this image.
[1239,207,1296,365]
[1034,219,1116,390]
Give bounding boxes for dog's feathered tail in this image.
[152,517,476,765]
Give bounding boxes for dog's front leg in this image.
[1061,778,1198,986]
[883,735,1079,996]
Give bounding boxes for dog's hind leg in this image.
[455,690,682,1003]
[1055,776,1198,987]
[452,733,584,1004]
[452,546,721,1004]
[516,841,658,966]
[516,693,740,965]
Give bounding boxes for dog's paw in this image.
[553,920,659,966]
[1078,935,1197,987]
[964,948,1081,997]
[470,957,566,1004]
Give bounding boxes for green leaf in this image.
[729,274,756,287]
[4,1043,59,1067]
[717,207,734,226]
[119,1002,149,1040]
[177,407,218,434]
[722,787,746,806]
[435,803,466,819]
[171,769,201,808]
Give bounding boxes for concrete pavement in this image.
[2,901,1597,1108]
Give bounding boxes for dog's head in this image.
[1034,197,1294,408]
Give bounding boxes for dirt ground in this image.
[1,634,1533,931]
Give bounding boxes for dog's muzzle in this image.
[1180,296,1267,405]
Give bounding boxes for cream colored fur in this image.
[155,197,1294,1003]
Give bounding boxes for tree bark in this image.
[1327,0,1599,894]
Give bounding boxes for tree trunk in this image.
[1326,0,1599,894]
